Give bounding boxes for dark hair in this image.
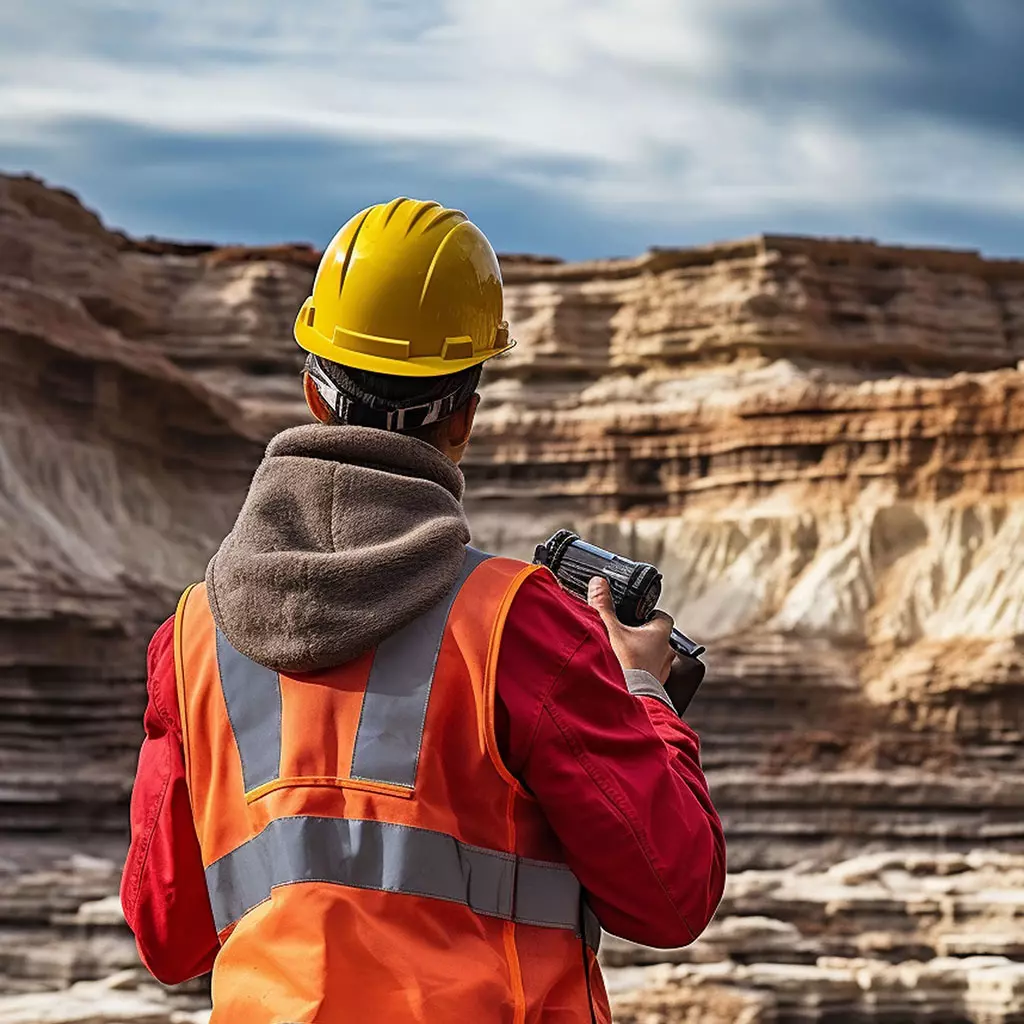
[311,356,482,443]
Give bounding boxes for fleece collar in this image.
[205,423,471,672]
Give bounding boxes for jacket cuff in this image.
[623,669,677,714]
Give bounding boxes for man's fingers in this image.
[587,576,617,622]
[587,576,611,604]
[649,609,675,629]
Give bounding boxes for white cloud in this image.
[1,0,1022,231]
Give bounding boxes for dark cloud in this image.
[2,118,623,258]
[837,0,1024,138]
[720,0,1024,140]
[1,1,1022,259]
[7,117,1024,261]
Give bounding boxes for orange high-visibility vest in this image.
[174,547,611,1024]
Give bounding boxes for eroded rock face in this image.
[465,250,1024,879]
[0,176,267,838]
[3,172,1024,1021]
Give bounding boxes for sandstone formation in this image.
[1,171,1023,1021]
[0,972,209,1024]
[602,851,1024,1022]
[0,176,267,842]
[469,237,1024,876]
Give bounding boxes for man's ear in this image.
[303,373,333,424]
[447,393,480,448]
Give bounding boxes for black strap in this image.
[580,893,599,1024]
[305,354,473,430]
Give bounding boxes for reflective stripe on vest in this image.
[203,546,601,952]
[213,546,491,795]
[214,631,281,792]
[351,545,491,787]
[206,815,598,948]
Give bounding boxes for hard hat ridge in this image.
[294,198,512,379]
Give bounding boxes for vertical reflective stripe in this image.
[215,628,282,794]
[204,815,591,943]
[350,546,491,788]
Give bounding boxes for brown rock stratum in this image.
[1,172,1023,1022]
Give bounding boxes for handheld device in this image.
[533,529,706,710]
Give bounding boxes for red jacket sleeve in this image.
[494,570,726,948]
[120,616,219,984]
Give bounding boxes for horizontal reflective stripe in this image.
[514,855,586,930]
[206,816,595,947]
[215,628,281,793]
[350,546,491,788]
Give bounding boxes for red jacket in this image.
[121,570,726,984]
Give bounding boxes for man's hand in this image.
[587,576,676,684]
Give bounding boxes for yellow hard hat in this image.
[293,197,514,377]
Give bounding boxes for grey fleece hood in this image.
[205,423,471,673]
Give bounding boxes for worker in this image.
[121,199,726,1024]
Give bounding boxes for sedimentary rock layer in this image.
[3,172,1024,1021]
[0,176,266,833]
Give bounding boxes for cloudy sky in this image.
[1,0,1022,259]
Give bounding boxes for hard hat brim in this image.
[295,315,516,378]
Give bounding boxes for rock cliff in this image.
[1,172,1023,1022]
